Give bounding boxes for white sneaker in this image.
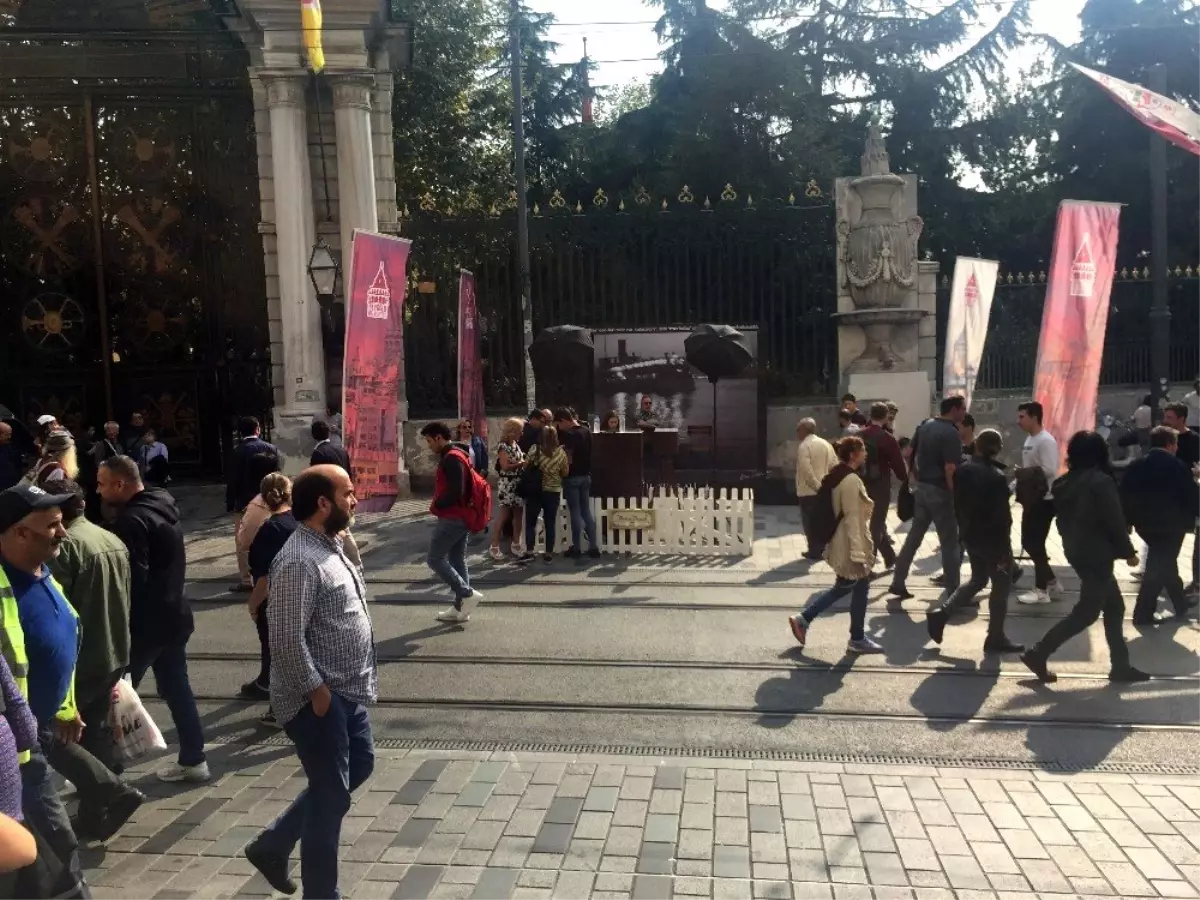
[1046,580,1063,600]
[157,761,210,783]
[1018,589,1052,605]
[436,607,469,623]
[460,589,483,617]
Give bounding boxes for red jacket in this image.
[430,445,471,521]
[858,424,907,486]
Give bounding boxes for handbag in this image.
[108,677,167,763]
[896,482,915,523]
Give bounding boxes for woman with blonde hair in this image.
[489,417,527,560]
[787,436,885,654]
[30,430,78,485]
[520,424,569,563]
[241,472,296,728]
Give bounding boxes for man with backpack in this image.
[857,403,908,570]
[420,422,489,624]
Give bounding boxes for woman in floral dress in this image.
[489,417,527,560]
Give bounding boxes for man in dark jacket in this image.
[1163,403,1200,594]
[518,410,548,454]
[421,422,483,624]
[1021,431,1146,684]
[1120,426,1199,625]
[310,420,352,476]
[97,456,209,783]
[227,416,280,592]
[857,403,907,569]
[926,430,1023,654]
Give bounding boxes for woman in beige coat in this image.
[788,435,885,654]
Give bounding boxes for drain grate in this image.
[239,734,1198,776]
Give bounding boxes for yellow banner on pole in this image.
[302,0,325,73]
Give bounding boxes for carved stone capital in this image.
[261,74,306,109]
[330,75,375,112]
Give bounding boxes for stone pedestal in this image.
[834,125,937,428]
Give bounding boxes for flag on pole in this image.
[942,257,999,410]
[1033,200,1122,472]
[302,0,325,74]
[1070,63,1200,157]
[458,269,487,440]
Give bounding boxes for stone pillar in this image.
[330,72,379,272]
[261,71,326,467]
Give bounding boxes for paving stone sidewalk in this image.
[84,745,1200,900]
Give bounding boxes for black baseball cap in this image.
[0,483,71,532]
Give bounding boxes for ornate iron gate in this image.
[0,12,270,473]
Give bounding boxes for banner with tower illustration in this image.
[1034,201,1122,472]
[343,230,412,511]
[458,269,486,440]
[942,257,999,409]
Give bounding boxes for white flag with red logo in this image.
[1071,63,1200,157]
[943,257,999,409]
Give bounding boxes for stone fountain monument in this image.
[833,123,939,437]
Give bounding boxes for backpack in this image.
[861,430,884,483]
[808,466,852,548]
[450,448,492,533]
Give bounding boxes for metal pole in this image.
[510,0,537,409]
[1149,62,1170,422]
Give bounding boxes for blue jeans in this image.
[562,476,598,550]
[256,695,374,900]
[799,577,870,641]
[892,483,960,592]
[525,491,561,553]
[128,637,206,767]
[21,747,88,898]
[428,517,470,602]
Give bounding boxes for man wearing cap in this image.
[0,483,89,897]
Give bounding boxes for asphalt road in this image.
[137,581,1200,775]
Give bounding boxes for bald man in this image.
[246,465,377,900]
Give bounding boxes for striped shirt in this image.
[268,523,377,725]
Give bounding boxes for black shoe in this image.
[930,573,947,587]
[230,583,253,594]
[1020,650,1057,683]
[803,550,823,561]
[542,553,553,562]
[1109,666,1151,683]
[239,680,270,701]
[246,839,297,896]
[1011,565,1024,585]
[1132,615,1159,628]
[983,636,1025,655]
[1185,582,1199,597]
[588,547,602,558]
[564,546,582,558]
[888,584,913,600]
[926,611,948,645]
[1179,596,1200,611]
[95,789,145,842]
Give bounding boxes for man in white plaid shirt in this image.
[244,465,377,899]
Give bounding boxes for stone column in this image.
[262,71,326,466]
[331,73,379,272]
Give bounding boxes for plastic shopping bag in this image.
[108,677,167,763]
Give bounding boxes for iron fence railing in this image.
[934,271,1200,392]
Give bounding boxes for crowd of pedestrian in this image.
[789,392,1199,678]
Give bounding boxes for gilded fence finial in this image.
[679,185,695,204]
[593,188,609,208]
[804,179,822,198]
[720,183,737,202]
[419,192,436,212]
[549,188,566,209]
[634,185,651,206]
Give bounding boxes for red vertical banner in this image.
[458,269,487,440]
[343,230,411,512]
[1033,201,1122,471]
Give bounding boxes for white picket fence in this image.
[526,487,755,557]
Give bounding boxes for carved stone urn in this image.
[833,124,926,372]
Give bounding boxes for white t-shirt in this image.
[1185,390,1200,427]
[1022,429,1059,499]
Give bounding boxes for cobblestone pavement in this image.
[83,746,1200,900]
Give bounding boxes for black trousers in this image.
[798,496,821,556]
[867,482,895,566]
[1134,530,1188,620]
[76,669,124,777]
[1020,497,1056,589]
[1033,564,1129,670]
[40,726,131,828]
[936,544,1013,637]
[255,600,271,687]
